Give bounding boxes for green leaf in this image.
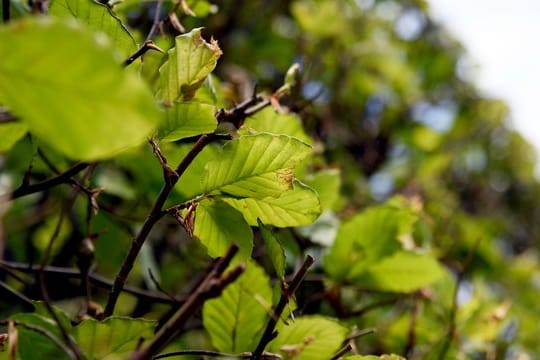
[159,102,217,141]
[241,107,312,145]
[223,181,321,227]
[258,219,286,279]
[302,169,342,211]
[193,198,253,260]
[73,317,156,359]
[0,122,28,152]
[172,143,221,200]
[203,261,272,353]
[0,18,159,161]
[10,303,74,360]
[158,28,222,102]
[49,0,137,58]
[202,134,312,199]
[356,252,446,292]
[324,197,418,282]
[268,316,348,360]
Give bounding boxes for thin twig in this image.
[2,162,89,200]
[0,260,183,305]
[130,244,244,360]
[0,280,34,310]
[145,0,165,41]
[124,40,164,66]
[0,320,78,359]
[251,255,314,359]
[37,186,84,360]
[329,343,352,360]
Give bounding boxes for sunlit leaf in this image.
[223,181,321,227]
[158,28,222,102]
[302,169,342,211]
[0,18,159,161]
[172,143,222,200]
[202,134,312,199]
[49,0,137,58]
[268,316,348,360]
[0,122,28,152]
[73,317,156,359]
[159,102,217,141]
[203,261,272,352]
[258,219,286,279]
[194,198,253,259]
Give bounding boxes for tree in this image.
[1,0,539,359]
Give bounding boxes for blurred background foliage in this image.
[2,0,540,358]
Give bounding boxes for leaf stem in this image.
[251,255,314,359]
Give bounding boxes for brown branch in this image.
[330,343,352,360]
[2,162,89,201]
[251,255,314,360]
[105,91,272,317]
[0,260,181,305]
[130,244,243,360]
[104,133,227,317]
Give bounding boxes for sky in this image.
[428,0,540,164]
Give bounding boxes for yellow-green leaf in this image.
[159,101,217,141]
[49,0,137,58]
[223,181,321,227]
[268,316,348,360]
[202,134,312,199]
[158,28,222,102]
[203,261,272,352]
[0,18,159,161]
[193,198,253,259]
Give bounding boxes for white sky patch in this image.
[428,0,540,169]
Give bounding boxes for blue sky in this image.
[429,0,540,164]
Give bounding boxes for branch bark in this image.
[129,244,243,360]
[251,255,314,359]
